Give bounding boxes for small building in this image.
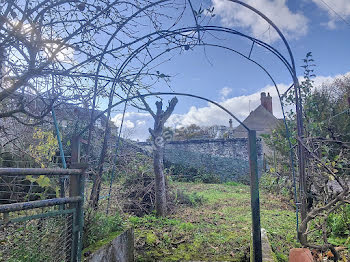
[232,92,280,138]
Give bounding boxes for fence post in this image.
[70,136,85,262]
[248,130,262,262]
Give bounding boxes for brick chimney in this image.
[260,92,273,114]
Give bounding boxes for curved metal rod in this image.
[87,0,167,153]
[111,26,294,83]
[65,25,293,79]
[126,42,299,230]
[79,91,250,136]
[227,0,296,74]
[84,0,301,235]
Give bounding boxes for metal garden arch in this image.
[91,91,263,260]
[82,1,306,261]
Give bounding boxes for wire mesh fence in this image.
[0,167,85,262]
[0,206,75,262]
[0,174,59,204]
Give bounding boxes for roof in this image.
[233,104,279,138]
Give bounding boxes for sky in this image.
[111,0,350,141]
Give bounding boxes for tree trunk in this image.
[90,123,111,209]
[139,95,178,217]
[153,131,167,216]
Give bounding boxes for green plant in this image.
[175,189,206,207]
[6,225,51,262]
[263,53,350,258]
[130,183,298,261]
[83,210,123,248]
[225,181,240,186]
[29,128,58,168]
[259,171,292,198]
[328,205,350,238]
[166,162,222,184]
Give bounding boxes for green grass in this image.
[129,182,299,261]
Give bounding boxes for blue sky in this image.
[111,0,350,141]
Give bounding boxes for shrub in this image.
[260,171,294,200]
[165,163,202,182]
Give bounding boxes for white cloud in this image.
[136,120,146,126]
[110,72,350,141]
[111,112,152,140]
[311,0,350,29]
[211,0,308,43]
[121,120,135,129]
[167,72,350,128]
[168,83,289,128]
[112,112,151,128]
[219,86,232,100]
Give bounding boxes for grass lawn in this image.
[128,182,299,261]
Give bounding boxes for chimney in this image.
[260,92,273,114]
[229,119,233,128]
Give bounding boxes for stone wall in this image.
[139,138,263,182]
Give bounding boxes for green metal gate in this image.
[0,168,85,262]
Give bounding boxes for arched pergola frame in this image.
[80,1,306,261]
[88,91,262,259]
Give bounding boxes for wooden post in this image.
[248,130,262,262]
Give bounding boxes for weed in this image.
[131,182,298,261]
[327,205,350,249]
[175,189,206,207]
[83,210,123,248]
[225,181,240,186]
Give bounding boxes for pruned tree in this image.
[139,94,178,216]
[264,54,350,259]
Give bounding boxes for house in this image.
[207,92,280,140]
[232,92,280,138]
[168,92,280,141]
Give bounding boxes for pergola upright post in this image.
[248,130,262,262]
[294,80,307,241]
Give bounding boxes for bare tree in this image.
[139,95,178,216]
[0,0,183,122]
[0,0,184,173]
[1,0,227,212]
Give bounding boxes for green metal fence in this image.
[0,168,85,262]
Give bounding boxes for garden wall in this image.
[139,138,263,182]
